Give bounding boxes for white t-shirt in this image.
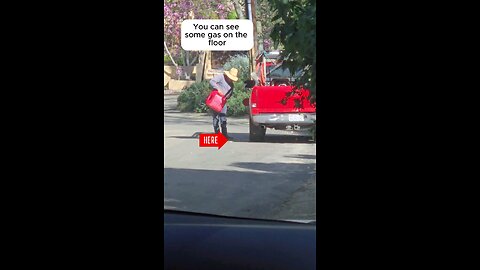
[209,74,232,114]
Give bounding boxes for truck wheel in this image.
[249,117,266,142]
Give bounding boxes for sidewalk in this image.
[164,89,182,95]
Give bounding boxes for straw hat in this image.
[224,68,239,82]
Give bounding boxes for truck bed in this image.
[251,86,316,114]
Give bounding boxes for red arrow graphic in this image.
[199,133,228,150]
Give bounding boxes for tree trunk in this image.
[190,53,199,66]
[197,51,206,83]
[164,41,178,68]
[232,0,245,19]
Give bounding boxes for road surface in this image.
[164,94,316,221]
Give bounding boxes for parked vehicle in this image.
[244,51,316,141]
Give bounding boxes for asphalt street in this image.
[164,94,316,221]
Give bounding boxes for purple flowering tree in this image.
[164,0,235,74]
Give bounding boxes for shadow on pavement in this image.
[164,163,315,220]
[168,132,314,144]
[228,133,314,144]
[168,132,211,139]
[229,161,315,174]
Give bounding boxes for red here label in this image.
[199,133,228,150]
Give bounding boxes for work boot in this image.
[221,124,234,141]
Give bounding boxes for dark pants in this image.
[212,112,228,135]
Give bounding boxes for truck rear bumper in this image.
[251,113,316,126]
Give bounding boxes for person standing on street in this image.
[209,67,239,140]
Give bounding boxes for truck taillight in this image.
[250,87,259,115]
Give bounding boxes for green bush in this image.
[177,80,251,117]
[177,81,210,113]
[225,81,250,117]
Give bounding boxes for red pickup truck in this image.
[244,51,316,142]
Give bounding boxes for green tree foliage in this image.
[255,0,281,51]
[269,0,316,98]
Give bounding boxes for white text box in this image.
[181,19,254,51]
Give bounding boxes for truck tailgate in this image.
[253,86,316,114]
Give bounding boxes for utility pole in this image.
[245,0,258,76]
[250,0,258,57]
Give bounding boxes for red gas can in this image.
[205,89,226,113]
